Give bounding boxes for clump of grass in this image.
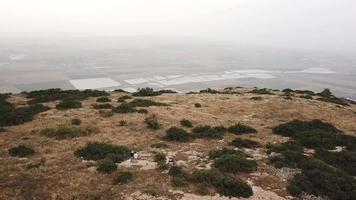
[97,159,117,174]
[119,120,128,126]
[145,115,160,130]
[92,103,113,109]
[192,125,226,139]
[163,127,192,142]
[113,171,133,184]
[250,96,263,101]
[96,96,111,102]
[74,142,131,163]
[194,103,202,108]
[180,119,193,128]
[117,95,131,102]
[209,148,257,173]
[171,177,188,187]
[8,145,35,157]
[70,117,82,125]
[41,127,96,139]
[227,123,257,135]
[56,100,82,110]
[128,99,168,107]
[133,87,176,97]
[150,142,168,149]
[230,138,260,148]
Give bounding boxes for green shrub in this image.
[92,103,113,109]
[74,142,131,163]
[272,119,339,137]
[194,103,202,108]
[41,127,96,139]
[0,103,49,127]
[169,165,184,177]
[269,150,308,169]
[154,153,166,163]
[112,103,136,113]
[119,120,128,126]
[128,99,168,107]
[163,127,192,142]
[133,87,176,97]
[114,89,128,93]
[266,141,304,154]
[216,176,253,198]
[71,118,82,125]
[230,138,260,148]
[249,88,273,95]
[8,145,35,157]
[227,123,257,134]
[250,96,263,101]
[150,142,168,149]
[300,95,313,100]
[180,119,193,128]
[56,100,82,110]
[199,88,220,94]
[117,95,131,102]
[96,96,111,102]
[315,149,356,176]
[136,109,148,114]
[317,97,349,106]
[113,171,133,184]
[192,125,226,139]
[145,115,160,130]
[171,177,188,187]
[97,159,117,174]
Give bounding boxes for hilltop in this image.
[0,87,355,200]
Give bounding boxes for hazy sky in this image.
[1,0,356,53]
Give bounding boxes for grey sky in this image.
[1,0,356,53]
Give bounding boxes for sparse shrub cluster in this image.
[128,99,168,107]
[163,127,192,142]
[117,95,131,102]
[0,98,49,126]
[316,88,349,106]
[250,96,262,101]
[112,102,137,113]
[8,145,35,157]
[97,159,117,174]
[145,115,160,130]
[56,100,82,110]
[41,127,96,139]
[154,152,167,169]
[269,120,356,200]
[112,99,167,114]
[26,88,109,104]
[227,123,257,135]
[249,88,273,95]
[180,119,193,128]
[133,87,176,97]
[168,166,253,198]
[74,142,131,163]
[192,125,226,139]
[230,138,260,148]
[194,103,202,108]
[113,171,133,184]
[96,96,111,102]
[199,88,220,94]
[92,103,113,109]
[209,148,257,173]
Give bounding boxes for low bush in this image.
[74,142,131,163]
[315,149,356,176]
[250,96,263,101]
[230,138,260,148]
[300,95,313,100]
[128,99,168,107]
[249,88,273,95]
[171,177,188,187]
[192,125,226,139]
[154,153,166,163]
[209,148,257,173]
[169,165,185,177]
[56,100,82,110]
[199,88,220,94]
[117,95,131,102]
[71,118,82,125]
[119,120,128,126]
[180,119,193,128]
[133,87,176,97]
[136,109,148,114]
[112,103,136,113]
[317,97,349,106]
[0,103,49,127]
[97,159,117,174]
[96,96,111,102]
[8,145,35,157]
[145,115,160,130]
[266,141,304,154]
[163,127,192,142]
[227,123,257,134]
[41,127,96,139]
[194,103,202,108]
[269,150,308,169]
[113,171,133,184]
[92,103,113,109]
[150,142,168,149]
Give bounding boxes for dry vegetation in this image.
[0,87,356,200]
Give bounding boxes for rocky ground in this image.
[0,88,355,200]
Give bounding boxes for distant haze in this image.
[1,0,356,54]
